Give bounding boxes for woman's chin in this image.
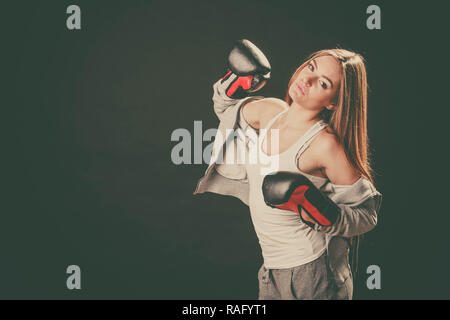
[291,96,305,105]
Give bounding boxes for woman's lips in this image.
[296,83,305,95]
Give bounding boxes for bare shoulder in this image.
[312,128,361,185]
[313,128,341,153]
[242,97,287,129]
[260,97,287,117]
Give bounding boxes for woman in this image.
[194,48,382,300]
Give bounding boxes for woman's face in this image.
[288,55,342,111]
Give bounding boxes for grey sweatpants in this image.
[257,251,336,300]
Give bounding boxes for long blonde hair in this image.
[285,49,375,184]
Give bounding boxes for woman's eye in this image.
[320,81,327,89]
[308,63,314,71]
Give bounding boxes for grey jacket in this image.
[193,80,383,299]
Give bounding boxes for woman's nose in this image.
[301,78,311,87]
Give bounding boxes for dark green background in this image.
[3,0,448,299]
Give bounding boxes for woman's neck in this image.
[280,102,322,129]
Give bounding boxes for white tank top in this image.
[244,107,330,269]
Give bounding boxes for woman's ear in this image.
[325,95,339,111]
[324,103,337,111]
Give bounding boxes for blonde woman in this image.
[195,44,382,300]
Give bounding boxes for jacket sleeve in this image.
[209,79,263,180]
[212,78,263,124]
[210,78,262,162]
[316,177,383,238]
[212,78,239,120]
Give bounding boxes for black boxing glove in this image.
[221,39,271,99]
[262,171,340,228]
